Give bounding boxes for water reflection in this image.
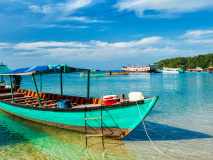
[1,73,213,159]
[0,110,136,159]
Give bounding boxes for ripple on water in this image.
[0,73,213,159]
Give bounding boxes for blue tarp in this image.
[1,65,60,75]
[0,64,89,75]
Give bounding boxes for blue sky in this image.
[1,0,213,69]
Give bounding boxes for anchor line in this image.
[136,102,165,155]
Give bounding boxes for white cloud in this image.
[4,36,183,62]
[180,30,213,39]
[180,29,213,44]
[92,36,162,48]
[1,30,213,65]
[14,41,90,50]
[28,0,93,15]
[0,43,11,49]
[29,5,54,14]
[114,0,213,18]
[28,0,108,24]
[59,16,110,23]
[24,24,89,29]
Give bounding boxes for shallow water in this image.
[0,73,212,159]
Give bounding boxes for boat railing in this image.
[0,88,102,108]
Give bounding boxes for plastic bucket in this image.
[57,100,72,108]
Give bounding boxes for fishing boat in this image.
[122,65,155,73]
[162,67,183,73]
[187,67,209,73]
[207,67,213,73]
[0,64,159,139]
[153,69,162,73]
[80,69,105,77]
[106,70,129,75]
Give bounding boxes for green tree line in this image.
[155,53,213,70]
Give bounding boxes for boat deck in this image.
[0,85,103,108]
[0,85,144,109]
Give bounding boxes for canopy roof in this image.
[90,69,100,72]
[0,64,89,76]
[0,63,12,74]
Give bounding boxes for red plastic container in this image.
[103,95,118,105]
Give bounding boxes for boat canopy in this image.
[90,69,100,72]
[0,63,12,74]
[0,64,89,76]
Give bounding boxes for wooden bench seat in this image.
[0,93,25,99]
[4,97,37,102]
[25,100,57,106]
[18,98,49,104]
[43,103,57,108]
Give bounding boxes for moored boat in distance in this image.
[162,67,183,73]
[0,64,159,139]
[80,69,105,77]
[207,67,213,73]
[122,64,154,73]
[187,67,209,73]
[106,70,129,75]
[153,69,162,73]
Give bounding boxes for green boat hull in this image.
[80,73,105,77]
[187,71,209,74]
[0,96,158,139]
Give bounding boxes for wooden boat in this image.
[153,69,162,73]
[106,70,130,75]
[122,65,154,73]
[80,69,105,77]
[162,67,181,73]
[187,71,209,73]
[187,67,209,73]
[0,64,159,139]
[207,67,213,73]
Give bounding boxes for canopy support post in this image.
[0,75,3,83]
[32,75,42,107]
[40,74,42,93]
[87,70,90,98]
[60,72,63,96]
[9,75,14,102]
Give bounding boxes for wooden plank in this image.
[19,99,49,104]
[43,103,57,107]
[86,134,103,137]
[25,100,57,106]
[15,97,48,104]
[0,93,24,99]
[3,96,34,101]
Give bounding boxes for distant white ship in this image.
[162,67,180,73]
[122,64,157,73]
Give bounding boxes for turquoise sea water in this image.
[0,73,213,159]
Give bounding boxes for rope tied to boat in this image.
[136,102,165,155]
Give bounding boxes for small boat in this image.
[0,64,159,139]
[153,69,162,73]
[207,67,213,73]
[122,65,154,73]
[106,70,130,75]
[80,69,105,77]
[162,67,182,73]
[187,67,209,73]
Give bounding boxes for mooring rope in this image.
[136,102,165,154]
